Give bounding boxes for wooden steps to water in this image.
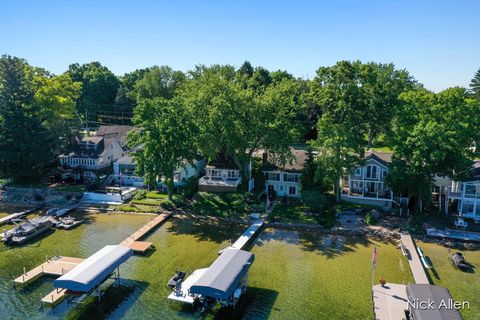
[120,213,171,253]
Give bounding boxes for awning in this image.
[190,249,254,300]
[406,284,462,320]
[54,245,132,292]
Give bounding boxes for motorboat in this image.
[168,271,186,288]
[1,217,52,244]
[56,216,84,230]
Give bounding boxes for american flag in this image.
[372,245,377,270]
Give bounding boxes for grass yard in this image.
[270,202,319,224]
[187,192,258,218]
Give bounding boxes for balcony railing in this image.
[341,187,393,200]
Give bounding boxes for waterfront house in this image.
[341,150,394,209]
[59,125,134,183]
[114,155,205,189]
[258,148,306,198]
[198,155,248,192]
[59,136,125,183]
[446,161,480,222]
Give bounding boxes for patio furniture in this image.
[454,218,468,229]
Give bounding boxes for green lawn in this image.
[270,203,319,224]
[187,192,257,218]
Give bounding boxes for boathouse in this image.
[54,245,132,300]
[189,249,254,306]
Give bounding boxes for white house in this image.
[198,160,244,192]
[258,148,306,198]
[114,155,205,189]
[446,161,480,222]
[341,150,394,209]
[59,136,125,182]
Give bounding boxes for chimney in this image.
[262,151,268,165]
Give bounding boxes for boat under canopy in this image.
[54,245,132,293]
[189,248,254,302]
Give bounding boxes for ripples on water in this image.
[0,212,414,320]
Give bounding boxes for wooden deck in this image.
[14,256,84,285]
[120,213,171,253]
[400,234,430,284]
[42,288,68,307]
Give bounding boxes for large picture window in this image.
[366,165,378,179]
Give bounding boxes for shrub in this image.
[406,214,424,234]
[301,189,325,212]
[133,189,147,200]
[365,211,377,226]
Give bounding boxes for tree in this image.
[310,61,368,201]
[129,66,186,102]
[388,87,479,211]
[360,62,415,148]
[179,65,300,187]
[0,56,54,181]
[469,68,480,99]
[127,97,197,200]
[67,62,120,123]
[34,74,82,152]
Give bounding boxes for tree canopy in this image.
[127,97,197,199]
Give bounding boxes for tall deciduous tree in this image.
[127,97,197,200]
[179,65,299,186]
[67,62,119,123]
[388,87,479,211]
[34,74,82,152]
[310,61,367,200]
[129,66,186,102]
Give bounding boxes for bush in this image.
[179,176,199,198]
[301,190,325,212]
[133,189,147,200]
[406,214,424,234]
[318,208,337,227]
[365,211,377,226]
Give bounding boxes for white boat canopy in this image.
[54,245,132,292]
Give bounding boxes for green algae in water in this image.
[0,214,414,319]
[419,241,480,320]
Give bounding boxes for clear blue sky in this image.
[1,0,479,92]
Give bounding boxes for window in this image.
[382,170,387,179]
[265,172,280,181]
[366,165,377,179]
[284,173,299,182]
[462,201,474,214]
[354,168,361,176]
[289,186,296,195]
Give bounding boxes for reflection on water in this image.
[0,213,413,320]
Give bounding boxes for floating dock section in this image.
[120,213,171,253]
[167,268,208,304]
[399,234,430,284]
[0,203,45,226]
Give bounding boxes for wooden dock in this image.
[399,234,430,284]
[42,288,68,307]
[219,219,264,253]
[0,204,45,226]
[14,256,84,286]
[120,213,171,253]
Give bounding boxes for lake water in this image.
[0,212,413,319]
